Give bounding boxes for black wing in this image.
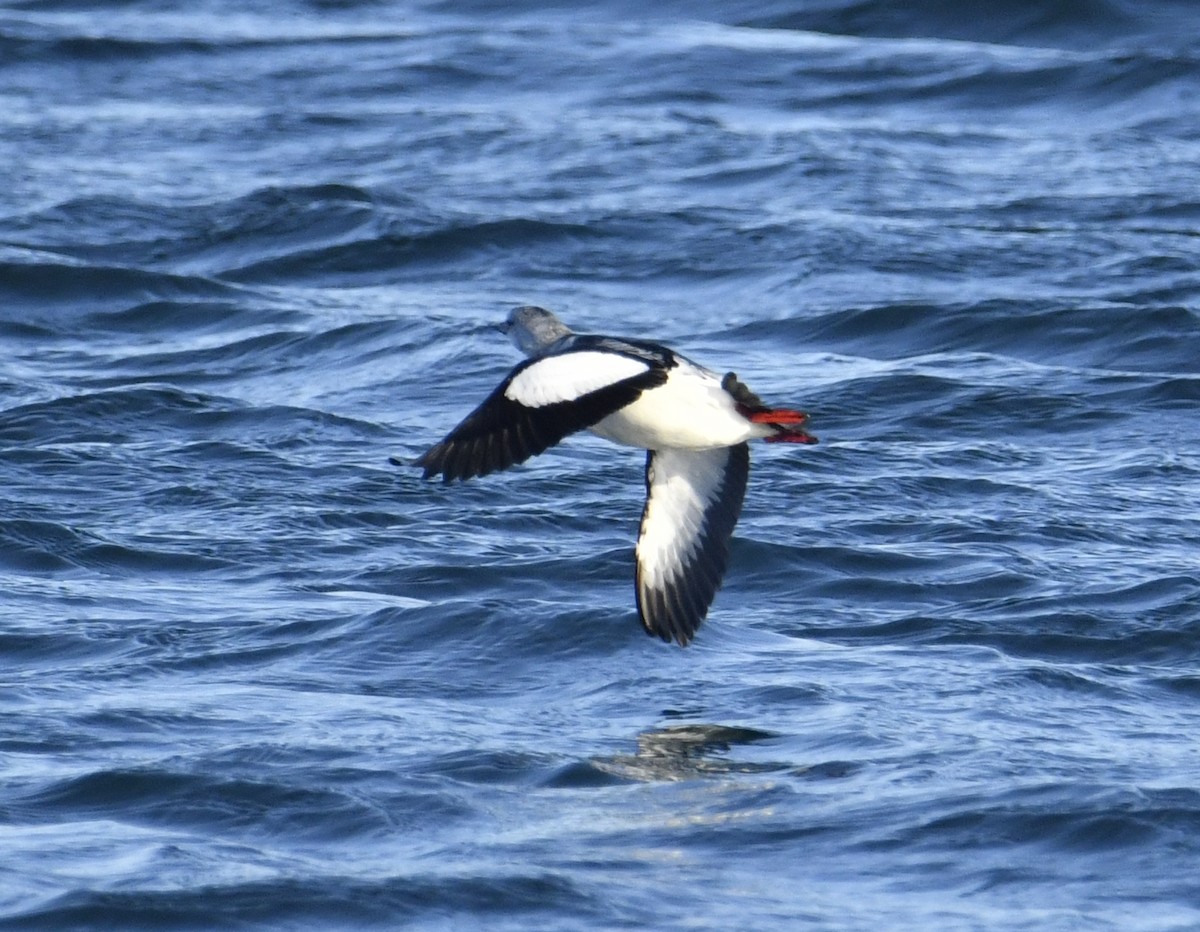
[415,358,668,483]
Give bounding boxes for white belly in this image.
[589,361,766,450]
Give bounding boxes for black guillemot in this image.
[411,306,817,646]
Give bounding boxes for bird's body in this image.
[591,355,769,450]
[411,306,817,646]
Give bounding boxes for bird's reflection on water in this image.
[593,723,783,782]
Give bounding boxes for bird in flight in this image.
[411,306,817,646]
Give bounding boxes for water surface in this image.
[2,1,1199,928]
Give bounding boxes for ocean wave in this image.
[220,216,607,285]
[739,0,1181,50]
[0,518,231,575]
[894,784,1200,855]
[5,870,594,931]
[0,259,240,322]
[740,302,1200,373]
[0,386,384,455]
[0,185,379,275]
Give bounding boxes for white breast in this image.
[590,359,767,450]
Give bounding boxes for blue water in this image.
[3,0,1200,928]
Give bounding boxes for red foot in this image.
[765,429,818,445]
[748,408,808,426]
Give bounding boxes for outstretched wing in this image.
[415,350,668,482]
[635,443,750,646]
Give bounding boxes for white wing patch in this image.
[635,444,749,645]
[638,447,727,593]
[504,351,651,408]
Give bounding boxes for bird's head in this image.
[501,306,574,356]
